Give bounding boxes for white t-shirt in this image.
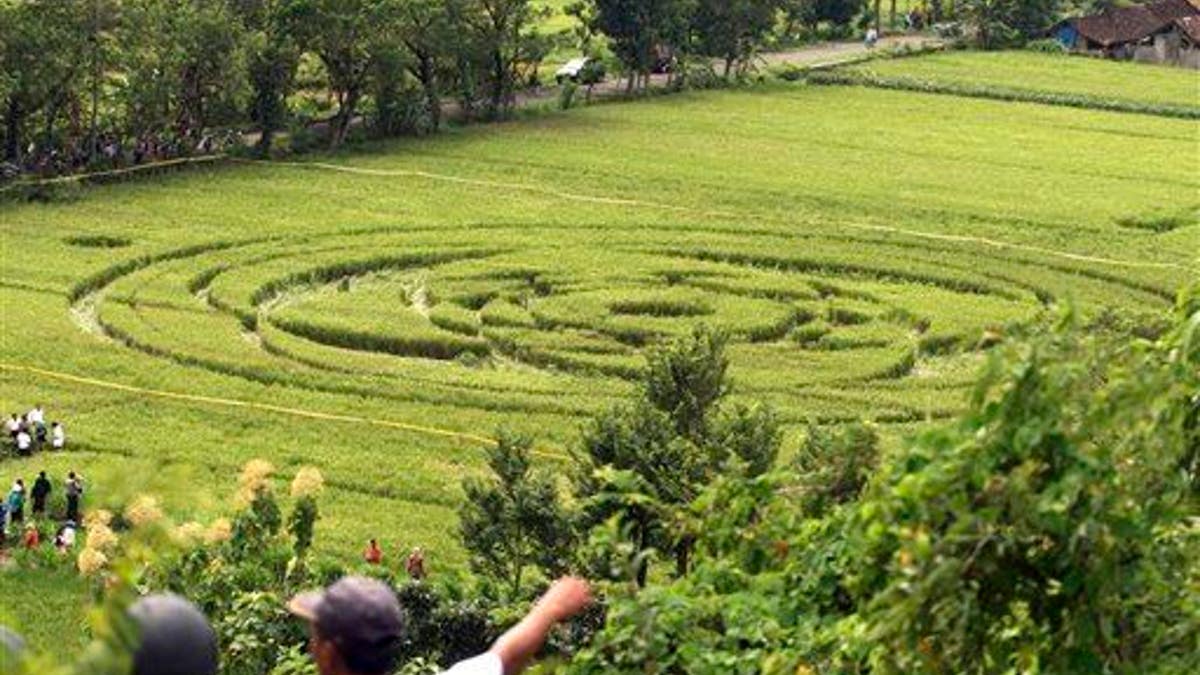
[4,419,18,433]
[52,426,65,448]
[441,652,502,675]
[16,432,31,450]
[27,408,44,425]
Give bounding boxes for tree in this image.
[589,0,692,92]
[642,324,729,443]
[289,0,399,148]
[233,0,302,156]
[690,0,781,78]
[0,0,88,162]
[460,431,575,599]
[397,0,457,132]
[469,0,542,118]
[575,325,781,582]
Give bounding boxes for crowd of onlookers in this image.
[1,131,237,182]
[2,405,82,559]
[0,470,85,554]
[5,404,66,456]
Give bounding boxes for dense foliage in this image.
[569,291,1200,673]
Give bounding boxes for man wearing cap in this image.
[290,575,592,675]
[128,593,219,675]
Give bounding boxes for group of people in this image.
[363,539,426,580]
[5,404,66,456]
[3,128,236,182]
[0,574,593,675]
[0,470,85,553]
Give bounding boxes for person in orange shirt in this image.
[22,523,39,549]
[363,539,382,565]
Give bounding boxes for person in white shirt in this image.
[15,430,31,455]
[26,405,44,427]
[4,414,19,438]
[289,576,592,675]
[51,422,65,449]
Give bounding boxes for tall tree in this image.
[590,0,692,92]
[470,0,540,118]
[0,0,88,162]
[460,432,575,599]
[691,0,782,78]
[232,0,301,156]
[397,0,456,132]
[289,0,399,148]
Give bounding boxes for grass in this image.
[844,50,1200,109]
[1,59,1198,652]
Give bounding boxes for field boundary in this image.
[0,362,570,462]
[805,70,1200,120]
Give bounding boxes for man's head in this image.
[289,576,405,675]
[128,593,218,675]
[37,471,45,479]
[68,471,75,480]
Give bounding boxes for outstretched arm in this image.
[489,577,592,675]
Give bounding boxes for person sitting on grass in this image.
[22,522,39,549]
[289,575,591,675]
[51,422,65,450]
[31,471,51,516]
[363,538,383,565]
[55,520,77,552]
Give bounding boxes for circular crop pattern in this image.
[71,222,1177,426]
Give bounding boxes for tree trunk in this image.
[5,98,23,163]
[418,54,440,133]
[88,0,100,163]
[874,0,882,32]
[890,0,897,28]
[490,47,505,118]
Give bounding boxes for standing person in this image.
[865,27,880,48]
[6,480,25,525]
[31,471,51,516]
[405,547,425,581]
[5,414,19,439]
[288,576,591,675]
[15,427,31,455]
[363,539,383,565]
[51,421,66,450]
[65,472,83,522]
[27,404,45,444]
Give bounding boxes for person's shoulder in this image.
[440,652,502,675]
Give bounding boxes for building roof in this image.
[1177,14,1200,41]
[1148,0,1200,21]
[1070,0,1200,47]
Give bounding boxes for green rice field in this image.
[847,50,1200,108]
[1,55,1198,652]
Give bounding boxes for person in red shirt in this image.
[22,524,39,549]
[363,539,382,565]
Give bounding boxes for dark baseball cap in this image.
[288,576,404,674]
[128,594,218,675]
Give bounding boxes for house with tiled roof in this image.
[1052,0,1200,67]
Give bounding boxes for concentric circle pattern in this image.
[76,223,1177,426]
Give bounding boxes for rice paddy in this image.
[1,54,1198,653]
